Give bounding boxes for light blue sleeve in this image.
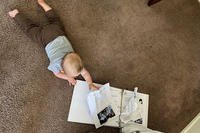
[48,63,61,74]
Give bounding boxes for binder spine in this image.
[118,89,124,128]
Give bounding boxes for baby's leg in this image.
[38,0,52,12]
[38,0,62,26]
[37,0,65,45]
[8,9,43,45]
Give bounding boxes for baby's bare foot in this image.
[8,9,19,18]
[38,0,45,4]
[37,0,52,12]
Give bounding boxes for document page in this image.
[105,86,122,127]
[87,83,118,128]
[67,80,93,124]
[120,90,149,127]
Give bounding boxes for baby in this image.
[8,0,98,90]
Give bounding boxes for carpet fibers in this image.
[1,0,200,133]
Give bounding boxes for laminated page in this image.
[120,88,141,124]
[87,83,118,128]
[120,89,149,127]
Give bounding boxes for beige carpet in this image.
[1,0,200,133]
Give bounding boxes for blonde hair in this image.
[62,53,84,75]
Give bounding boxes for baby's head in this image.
[62,53,84,77]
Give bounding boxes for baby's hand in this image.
[89,83,99,91]
[67,78,76,86]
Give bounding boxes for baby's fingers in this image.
[68,81,72,86]
[72,81,76,85]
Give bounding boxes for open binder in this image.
[68,80,149,128]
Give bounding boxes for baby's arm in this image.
[54,72,76,85]
[81,68,99,90]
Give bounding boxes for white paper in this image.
[121,124,163,133]
[87,83,118,128]
[121,88,138,116]
[67,80,93,124]
[120,90,149,127]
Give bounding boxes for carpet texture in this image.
[1,0,200,133]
